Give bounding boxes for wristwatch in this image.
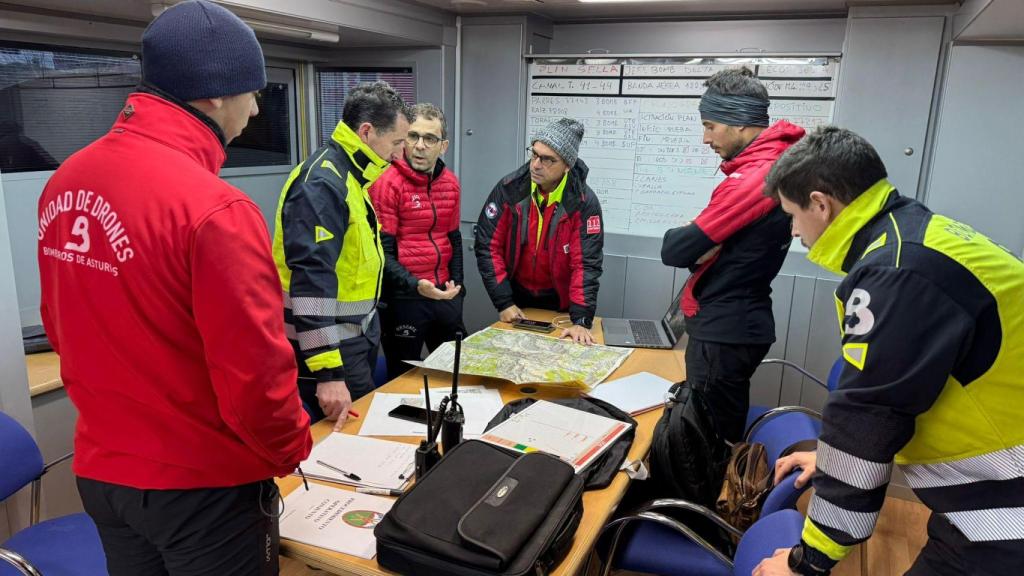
[788,545,830,576]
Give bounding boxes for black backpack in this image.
[485,397,636,490]
[374,440,584,576]
[647,380,731,507]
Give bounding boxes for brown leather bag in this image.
[716,442,771,542]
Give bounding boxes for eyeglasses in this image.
[526,147,560,168]
[406,132,442,147]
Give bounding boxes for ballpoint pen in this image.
[315,459,362,482]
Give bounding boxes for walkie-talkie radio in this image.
[414,374,441,479]
[437,332,465,453]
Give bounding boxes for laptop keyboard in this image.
[628,320,663,346]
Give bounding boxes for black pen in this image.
[316,459,362,482]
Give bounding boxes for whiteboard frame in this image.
[523,52,842,59]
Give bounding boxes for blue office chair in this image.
[373,352,389,388]
[599,509,805,576]
[0,411,107,576]
[742,357,844,447]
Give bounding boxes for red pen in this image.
[348,410,360,418]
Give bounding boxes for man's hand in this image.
[316,380,352,432]
[753,548,798,576]
[561,324,594,345]
[418,279,461,300]
[774,450,817,488]
[696,244,721,265]
[499,305,525,323]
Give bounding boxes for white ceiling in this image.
[409,0,954,20]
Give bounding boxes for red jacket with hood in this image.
[37,92,312,489]
[661,121,805,344]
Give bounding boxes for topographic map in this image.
[409,327,633,390]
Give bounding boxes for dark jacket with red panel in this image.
[369,155,463,299]
[661,121,805,344]
[475,160,604,328]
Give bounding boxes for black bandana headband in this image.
[698,90,770,127]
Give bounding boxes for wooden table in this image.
[278,310,686,575]
[26,351,62,397]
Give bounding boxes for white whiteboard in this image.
[527,58,839,238]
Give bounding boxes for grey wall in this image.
[926,44,1024,255]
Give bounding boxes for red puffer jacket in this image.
[370,155,463,298]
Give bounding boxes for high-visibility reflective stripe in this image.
[297,324,364,351]
[305,349,343,372]
[283,293,376,317]
[903,445,1024,489]
[944,507,1024,542]
[818,440,893,490]
[802,518,854,562]
[808,496,879,540]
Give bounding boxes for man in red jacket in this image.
[661,67,804,442]
[36,2,311,574]
[370,103,465,380]
[475,118,604,345]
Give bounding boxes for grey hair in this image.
[410,102,447,140]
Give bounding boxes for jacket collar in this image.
[807,178,897,275]
[113,92,226,174]
[330,121,390,185]
[391,153,446,185]
[721,120,806,175]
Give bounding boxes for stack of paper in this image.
[586,371,673,415]
[478,400,632,473]
[280,482,393,559]
[297,433,415,491]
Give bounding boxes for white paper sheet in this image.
[279,482,393,559]
[586,371,673,415]
[478,400,632,473]
[357,386,505,439]
[297,433,415,490]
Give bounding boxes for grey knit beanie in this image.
[533,118,585,167]
[142,0,267,102]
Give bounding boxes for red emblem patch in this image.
[587,215,601,235]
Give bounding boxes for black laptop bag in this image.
[374,440,585,576]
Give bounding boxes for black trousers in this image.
[905,513,1024,575]
[77,477,279,576]
[298,314,381,422]
[380,295,466,381]
[684,337,771,444]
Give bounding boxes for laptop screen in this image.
[661,286,688,344]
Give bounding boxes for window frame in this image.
[314,66,417,147]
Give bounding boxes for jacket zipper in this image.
[426,178,442,286]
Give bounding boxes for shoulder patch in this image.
[587,214,601,235]
[485,202,498,220]
[844,288,875,336]
[843,342,869,370]
[315,225,335,243]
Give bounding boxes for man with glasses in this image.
[369,103,465,380]
[274,81,410,431]
[475,117,604,344]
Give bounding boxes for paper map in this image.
[409,327,632,391]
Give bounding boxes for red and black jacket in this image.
[475,159,604,328]
[661,121,804,344]
[369,155,462,299]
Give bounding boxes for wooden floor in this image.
[279,495,929,576]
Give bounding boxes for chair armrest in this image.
[744,406,823,443]
[0,547,43,576]
[597,511,734,576]
[42,451,73,474]
[759,359,826,388]
[637,497,745,539]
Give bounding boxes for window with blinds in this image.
[316,67,416,146]
[0,42,294,173]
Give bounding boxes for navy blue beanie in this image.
[142,0,266,102]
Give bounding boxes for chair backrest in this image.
[0,411,45,501]
[373,353,388,388]
[732,509,804,576]
[748,410,821,466]
[761,469,807,516]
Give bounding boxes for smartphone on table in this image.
[388,404,442,426]
[511,318,556,333]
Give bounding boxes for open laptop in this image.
[602,287,687,349]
